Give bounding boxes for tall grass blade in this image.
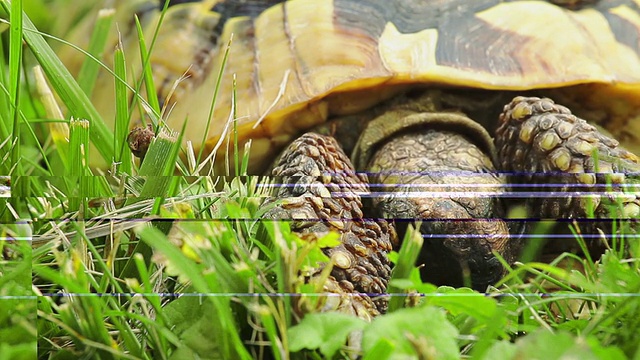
[113,46,132,173]
[1,2,115,163]
[77,8,114,96]
[8,0,23,172]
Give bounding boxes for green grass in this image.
[2,1,640,359]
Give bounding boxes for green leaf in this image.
[0,343,37,360]
[476,341,517,360]
[587,336,628,360]
[163,295,223,360]
[317,231,341,248]
[362,306,459,360]
[288,312,367,358]
[425,287,499,322]
[511,330,626,360]
[596,250,640,294]
[362,338,395,360]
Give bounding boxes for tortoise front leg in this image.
[496,96,640,250]
[261,133,396,318]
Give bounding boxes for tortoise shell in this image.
[60,0,640,171]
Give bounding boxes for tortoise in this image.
[58,0,640,316]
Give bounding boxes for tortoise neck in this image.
[317,89,504,152]
[352,106,497,171]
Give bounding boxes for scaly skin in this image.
[263,133,396,317]
[496,96,640,227]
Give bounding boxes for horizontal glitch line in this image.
[422,234,639,239]
[361,191,636,198]
[261,183,640,189]
[27,218,639,223]
[27,292,640,298]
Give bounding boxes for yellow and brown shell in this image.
[58,0,640,171]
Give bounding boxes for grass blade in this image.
[113,46,132,173]
[8,0,23,171]
[77,8,114,96]
[1,2,115,164]
[387,223,424,312]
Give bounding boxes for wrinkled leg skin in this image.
[262,134,396,319]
